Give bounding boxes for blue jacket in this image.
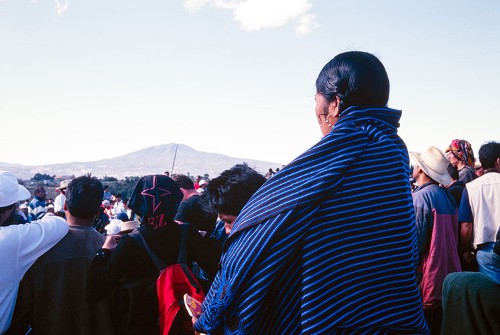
[195,106,428,335]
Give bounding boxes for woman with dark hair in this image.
[193,51,428,334]
[87,174,219,335]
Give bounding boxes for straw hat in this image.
[104,219,123,235]
[56,180,71,191]
[410,146,452,185]
[120,220,141,234]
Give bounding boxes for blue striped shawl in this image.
[195,106,429,334]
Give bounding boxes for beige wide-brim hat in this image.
[410,146,452,185]
[120,220,141,233]
[56,180,71,191]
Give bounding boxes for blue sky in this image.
[1,0,498,166]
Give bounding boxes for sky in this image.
[1,0,499,167]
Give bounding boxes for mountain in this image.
[0,143,283,180]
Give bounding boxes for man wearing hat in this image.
[0,171,68,333]
[410,146,461,334]
[54,179,70,217]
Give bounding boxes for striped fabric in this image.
[28,197,46,222]
[195,106,428,334]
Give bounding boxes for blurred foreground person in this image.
[193,51,428,334]
[441,272,500,335]
[8,175,114,335]
[0,171,68,333]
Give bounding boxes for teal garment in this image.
[442,272,500,335]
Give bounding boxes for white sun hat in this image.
[0,171,31,207]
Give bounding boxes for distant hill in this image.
[0,143,283,180]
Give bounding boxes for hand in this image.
[102,234,121,250]
[192,317,206,335]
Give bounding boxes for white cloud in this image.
[213,0,239,9]
[54,0,68,16]
[184,0,210,11]
[234,0,311,31]
[183,0,317,34]
[295,13,319,35]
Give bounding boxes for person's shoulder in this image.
[69,225,105,238]
[468,172,500,187]
[39,214,67,225]
[459,166,476,182]
[178,198,194,210]
[184,195,203,207]
[413,183,441,203]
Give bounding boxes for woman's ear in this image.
[328,96,342,118]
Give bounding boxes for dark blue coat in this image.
[195,106,428,335]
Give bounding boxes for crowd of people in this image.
[1,51,499,335]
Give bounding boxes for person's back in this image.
[0,171,68,333]
[410,147,461,334]
[8,226,112,335]
[464,172,500,244]
[445,163,465,208]
[172,174,217,234]
[194,51,427,334]
[459,141,500,284]
[87,175,219,335]
[197,108,426,334]
[412,182,460,294]
[7,175,114,335]
[446,181,465,207]
[458,165,476,183]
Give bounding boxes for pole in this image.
[170,144,178,175]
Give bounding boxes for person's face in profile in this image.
[219,213,237,235]
[36,188,47,200]
[315,93,340,137]
[446,149,460,166]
